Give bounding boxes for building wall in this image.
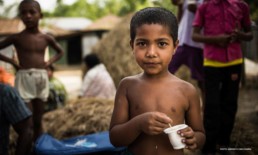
[82,33,99,58]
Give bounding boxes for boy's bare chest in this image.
[15,35,48,52]
[128,86,188,123]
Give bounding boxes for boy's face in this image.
[19,2,42,29]
[130,24,178,75]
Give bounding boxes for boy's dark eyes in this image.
[20,10,37,15]
[136,42,146,46]
[135,41,169,47]
[158,42,168,47]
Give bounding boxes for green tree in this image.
[153,0,178,14]
[246,0,258,24]
[46,0,152,20]
[46,0,177,20]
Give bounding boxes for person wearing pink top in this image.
[192,0,253,154]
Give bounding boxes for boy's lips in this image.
[144,62,160,67]
[24,21,33,24]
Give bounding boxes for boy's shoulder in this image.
[121,74,141,82]
[171,76,197,92]
[118,74,142,86]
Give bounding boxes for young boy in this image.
[46,65,67,112]
[0,0,64,141]
[109,7,205,155]
[192,0,253,154]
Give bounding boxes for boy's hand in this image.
[13,63,21,71]
[230,21,241,43]
[178,126,197,150]
[139,112,173,135]
[44,62,51,69]
[230,29,243,43]
[215,34,231,47]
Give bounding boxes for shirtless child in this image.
[0,0,64,141]
[109,7,205,155]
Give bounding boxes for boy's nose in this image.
[146,45,157,58]
[24,13,32,18]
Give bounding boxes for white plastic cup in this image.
[164,124,188,150]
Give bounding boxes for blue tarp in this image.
[35,131,125,155]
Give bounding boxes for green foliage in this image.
[46,0,177,20]
[152,0,178,15]
[245,0,258,24]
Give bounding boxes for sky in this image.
[2,0,77,12]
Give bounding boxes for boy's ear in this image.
[130,40,134,49]
[40,13,43,19]
[173,40,179,55]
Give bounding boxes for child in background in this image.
[109,7,205,155]
[46,65,67,112]
[192,0,253,154]
[0,0,64,141]
[169,0,204,107]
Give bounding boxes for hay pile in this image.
[91,13,142,88]
[43,98,114,139]
[9,98,114,154]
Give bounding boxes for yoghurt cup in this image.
[164,124,188,149]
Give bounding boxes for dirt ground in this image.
[229,86,258,155]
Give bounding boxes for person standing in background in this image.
[169,0,205,108]
[192,0,253,154]
[0,0,64,141]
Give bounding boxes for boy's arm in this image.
[109,79,142,146]
[192,26,231,47]
[232,2,253,42]
[184,84,205,150]
[171,0,183,22]
[45,35,64,68]
[231,23,253,42]
[0,36,20,69]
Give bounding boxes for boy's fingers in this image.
[183,137,196,144]
[182,131,194,138]
[186,143,197,150]
[155,113,173,124]
[154,120,170,128]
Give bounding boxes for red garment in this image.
[193,0,252,62]
[0,67,14,86]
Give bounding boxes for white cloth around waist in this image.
[15,68,49,102]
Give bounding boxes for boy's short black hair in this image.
[18,0,42,13]
[83,53,101,69]
[130,7,178,45]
